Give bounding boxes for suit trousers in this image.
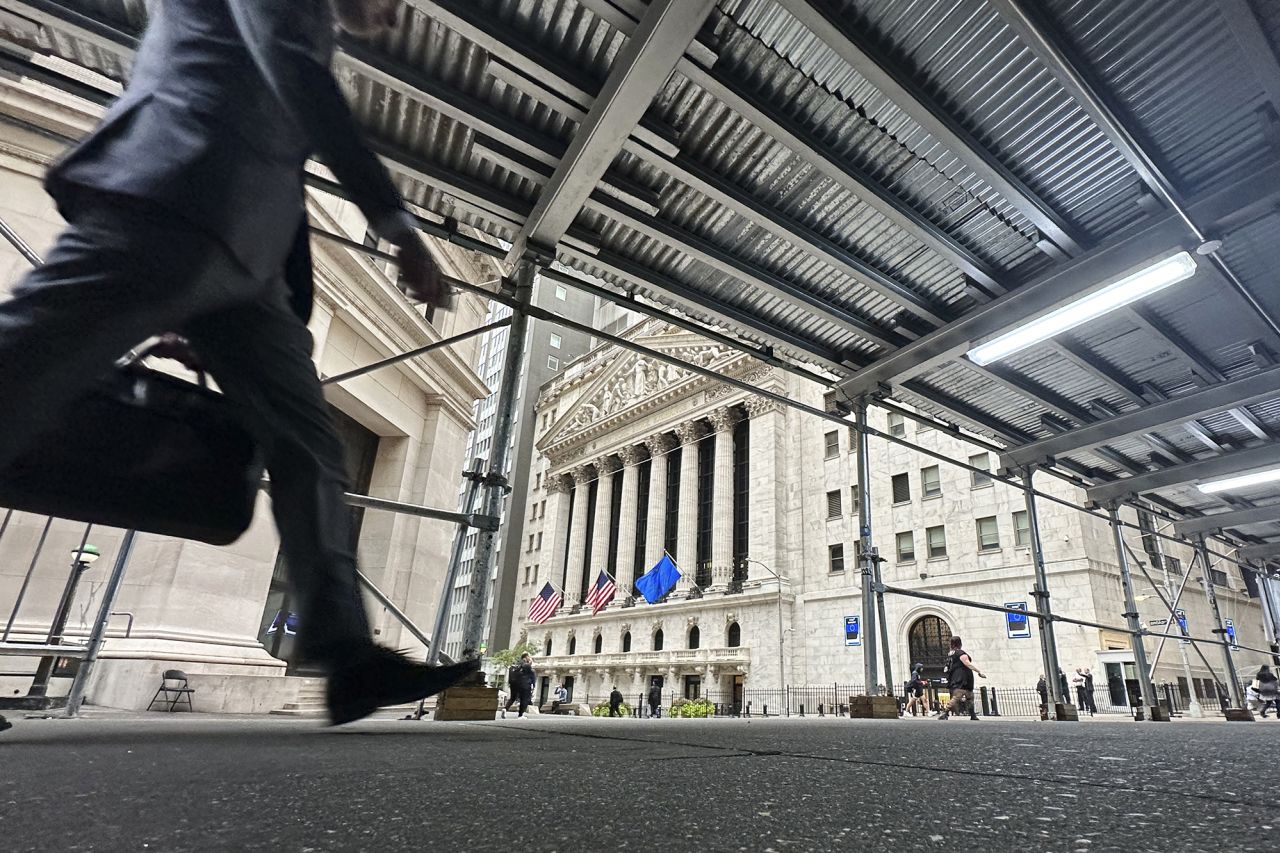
[0,193,370,667]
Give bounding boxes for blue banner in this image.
[845,615,860,646]
[635,554,682,604]
[1005,602,1031,639]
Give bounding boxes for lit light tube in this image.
[1198,466,1280,494]
[966,252,1198,366]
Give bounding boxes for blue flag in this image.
[635,554,682,604]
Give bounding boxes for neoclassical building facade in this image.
[507,317,1273,711]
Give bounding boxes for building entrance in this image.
[907,615,953,683]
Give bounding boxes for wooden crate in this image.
[847,695,898,719]
[433,686,499,722]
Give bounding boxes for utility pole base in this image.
[1053,702,1080,721]
[1146,705,1171,722]
[0,695,66,711]
[1223,708,1256,722]
[848,695,898,719]
[433,685,499,722]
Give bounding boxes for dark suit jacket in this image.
[46,0,411,322]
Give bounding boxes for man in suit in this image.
[0,0,475,724]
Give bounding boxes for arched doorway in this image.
[907,615,953,682]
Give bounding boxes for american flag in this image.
[529,582,561,625]
[585,570,616,615]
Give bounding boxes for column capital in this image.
[645,433,677,455]
[596,455,621,475]
[571,464,594,484]
[617,444,644,466]
[745,396,783,417]
[674,420,706,445]
[546,474,572,495]
[708,406,742,433]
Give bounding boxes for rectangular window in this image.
[826,489,842,519]
[926,525,947,559]
[896,531,915,562]
[851,484,860,516]
[829,543,845,573]
[547,355,559,370]
[1013,510,1030,547]
[554,284,568,300]
[891,473,911,504]
[1210,568,1229,587]
[921,465,941,498]
[527,534,534,552]
[976,516,1000,551]
[970,453,992,487]
[824,431,839,459]
[549,333,562,349]
[887,412,905,438]
[536,531,543,550]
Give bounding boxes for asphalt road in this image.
[1,712,1275,852]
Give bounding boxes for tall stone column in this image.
[541,475,572,595]
[745,398,785,576]
[565,464,593,609]
[644,434,675,570]
[708,407,739,591]
[615,446,643,596]
[589,457,619,598]
[675,421,705,594]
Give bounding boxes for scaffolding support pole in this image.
[65,529,137,717]
[460,263,533,659]
[1107,505,1160,719]
[1195,534,1247,712]
[1021,466,1068,711]
[855,399,877,693]
[427,460,487,665]
[872,553,893,699]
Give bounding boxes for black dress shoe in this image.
[0,714,11,733]
[326,647,480,726]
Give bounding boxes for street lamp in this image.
[28,544,101,699]
[741,558,787,705]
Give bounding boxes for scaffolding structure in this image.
[1,0,1279,723]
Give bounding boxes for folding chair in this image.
[148,670,195,712]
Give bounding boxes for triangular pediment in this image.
[538,320,741,451]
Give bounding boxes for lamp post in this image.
[28,544,101,698]
[743,558,787,703]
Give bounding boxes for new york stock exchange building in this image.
[506,318,1270,714]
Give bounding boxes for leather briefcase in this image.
[0,363,263,545]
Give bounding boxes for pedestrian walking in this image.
[1254,665,1278,718]
[903,663,930,717]
[1074,667,1097,715]
[937,636,984,721]
[648,682,662,718]
[1036,674,1049,720]
[0,0,475,726]
[503,653,535,717]
[608,686,624,717]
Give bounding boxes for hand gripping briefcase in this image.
[0,362,263,545]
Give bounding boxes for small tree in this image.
[488,641,540,688]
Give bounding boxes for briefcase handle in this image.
[120,336,209,389]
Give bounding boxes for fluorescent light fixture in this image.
[1198,466,1280,494]
[966,252,1198,366]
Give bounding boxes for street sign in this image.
[1176,609,1189,645]
[1005,602,1031,639]
[844,615,861,647]
[1224,618,1238,650]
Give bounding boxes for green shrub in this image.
[592,702,632,717]
[672,698,716,718]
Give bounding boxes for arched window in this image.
[688,625,700,649]
[622,631,632,652]
[653,629,664,651]
[544,636,552,656]
[593,633,603,654]
[727,622,741,648]
[908,615,953,681]
[568,636,577,655]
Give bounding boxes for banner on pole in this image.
[1005,601,1031,639]
[1176,609,1189,645]
[1224,618,1238,650]
[844,615,861,646]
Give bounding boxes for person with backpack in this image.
[609,686,625,717]
[937,636,985,720]
[902,662,930,717]
[647,682,662,718]
[1254,665,1278,718]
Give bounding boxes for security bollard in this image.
[980,686,991,716]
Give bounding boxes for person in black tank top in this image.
[937,635,984,720]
